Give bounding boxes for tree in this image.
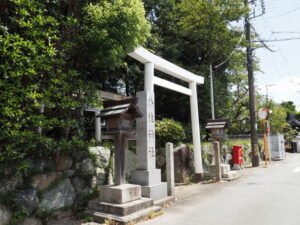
[281,101,297,113]
[0,0,149,174]
[139,0,249,133]
[257,100,297,142]
[223,53,250,134]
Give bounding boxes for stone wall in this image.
[0,146,113,225]
[0,143,253,224]
[157,143,253,183]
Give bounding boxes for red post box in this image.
[232,145,243,169]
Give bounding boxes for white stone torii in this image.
[128,47,204,176]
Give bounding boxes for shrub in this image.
[155,118,186,146]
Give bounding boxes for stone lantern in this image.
[205,119,229,141]
[99,98,143,185]
[205,119,229,181]
[86,98,162,224]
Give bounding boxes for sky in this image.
[251,0,300,111]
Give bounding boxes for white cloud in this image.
[258,76,300,111]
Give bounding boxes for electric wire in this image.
[214,32,244,69]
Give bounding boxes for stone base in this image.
[88,198,153,216]
[141,182,168,201]
[232,164,242,170]
[100,184,141,204]
[87,183,163,224]
[222,171,238,179]
[221,164,231,173]
[132,169,161,186]
[86,205,161,225]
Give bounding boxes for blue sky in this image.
[252,0,300,111]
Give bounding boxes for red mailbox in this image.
[233,145,243,169]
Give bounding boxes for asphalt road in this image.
[140,153,300,225]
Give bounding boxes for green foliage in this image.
[281,101,297,114]
[0,192,29,225]
[155,118,185,146]
[9,207,30,225]
[79,0,150,70]
[73,186,100,220]
[178,0,246,63]
[0,192,15,208]
[34,209,54,220]
[0,0,98,172]
[0,0,149,175]
[257,100,297,142]
[139,0,250,130]
[269,105,289,134]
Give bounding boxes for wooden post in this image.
[114,134,126,185]
[214,141,221,181]
[262,120,269,166]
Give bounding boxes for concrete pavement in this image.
[140,153,300,225]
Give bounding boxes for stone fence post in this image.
[166,142,175,196]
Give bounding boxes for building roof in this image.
[288,119,300,129]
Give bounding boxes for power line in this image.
[263,6,300,19]
[279,49,292,77]
[251,24,275,52]
[272,31,300,34]
[214,32,244,69]
[252,37,300,42]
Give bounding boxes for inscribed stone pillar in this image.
[136,91,156,170]
[132,91,167,200]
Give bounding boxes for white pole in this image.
[189,81,203,176]
[145,62,154,91]
[95,110,101,142]
[210,64,215,119]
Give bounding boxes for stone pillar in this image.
[189,81,203,178]
[95,110,101,142]
[144,62,154,92]
[132,63,167,201]
[166,142,175,196]
[132,91,167,200]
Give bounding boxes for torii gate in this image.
[128,47,204,200]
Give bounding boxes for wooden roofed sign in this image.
[99,98,143,185]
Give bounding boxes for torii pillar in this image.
[131,62,168,200]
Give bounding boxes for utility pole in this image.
[245,0,259,167]
[209,64,215,119]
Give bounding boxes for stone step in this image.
[85,205,161,225]
[88,198,153,216]
[153,196,176,208]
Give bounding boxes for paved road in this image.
[140,153,300,225]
